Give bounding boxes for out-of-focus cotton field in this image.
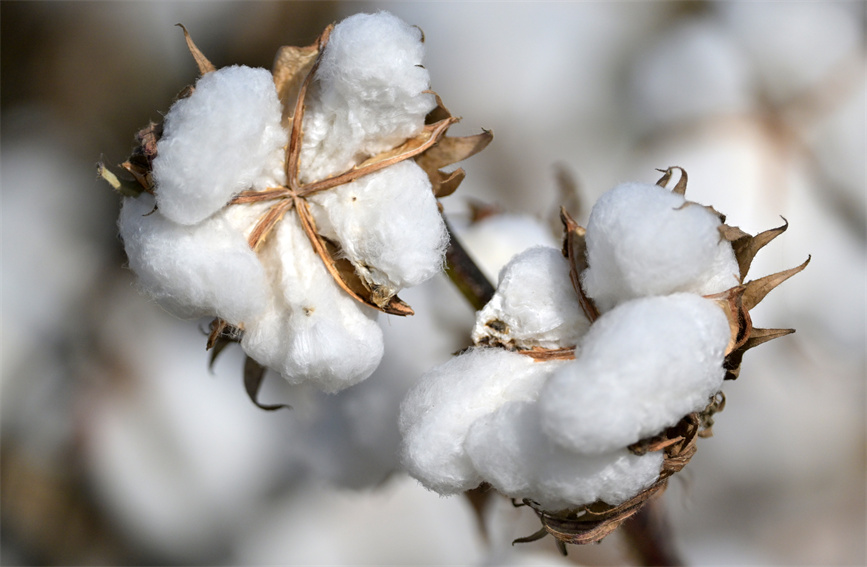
[1,2,864,565]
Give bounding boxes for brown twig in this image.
[442,217,496,311]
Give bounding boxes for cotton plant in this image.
[400,167,808,552]
[100,12,491,398]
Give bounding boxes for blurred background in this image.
[1,1,864,565]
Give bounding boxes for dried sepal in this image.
[414,128,493,197]
[271,38,323,128]
[654,166,688,195]
[560,208,599,323]
[517,347,576,362]
[176,24,216,76]
[97,161,143,198]
[244,355,290,411]
[742,256,810,311]
[720,218,789,282]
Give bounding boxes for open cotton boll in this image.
[467,401,663,511]
[153,65,288,225]
[472,246,589,350]
[399,348,557,494]
[309,160,447,297]
[118,193,268,325]
[540,294,730,454]
[581,182,739,312]
[299,12,436,182]
[241,215,383,393]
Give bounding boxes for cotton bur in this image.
[103,12,492,401]
[399,167,808,550]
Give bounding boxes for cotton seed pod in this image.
[106,12,491,402]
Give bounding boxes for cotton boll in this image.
[399,348,556,494]
[472,246,589,350]
[540,294,730,454]
[467,401,663,511]
[118,193,268,325]
[241,214,383,393]
[582,182,739,312]
[154,65,287,225]
[309,160,447,297]
[299,12,436,182]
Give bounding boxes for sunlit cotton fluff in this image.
[466,401,663,511]
[118,193,267,325]
[309,160,448,297]
[539,293,731,455]
[581,182,739,312]
[241,214,384,394]
[299,12,437,183]
[472,246,590,350]
[153,65,287,225]
[399,348,561,494]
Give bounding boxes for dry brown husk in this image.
[513,167,808,551]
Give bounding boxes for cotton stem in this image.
[442,216,496,311]
[620,495,684,566]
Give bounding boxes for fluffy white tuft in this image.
[299,12,436,182]
[581,182,739,312]
[539,294,731,454]
[466,401,663,511]
[153,65,287,225]
[472,246,590,350]
[399,348,563,494]
[241,214,383,393]
[309,160,448,295]
[118,193,268,325]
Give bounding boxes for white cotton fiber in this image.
[581,182,739,312]
[472,246,590,350]
[118,193,268,325]
[154,65,288,225]
[241,214,383,393]
[399,348,562,494]
[299,12,436,182]
[466,402,663,511]
[539,294,731,454]
[309,160,448,297]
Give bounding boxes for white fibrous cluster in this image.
[119,12,447,393]
[299,12,436,183]
[472,246,589,350]
[400,181,736,512]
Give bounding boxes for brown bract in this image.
[102,23,492,410]
[515,167,809,552]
